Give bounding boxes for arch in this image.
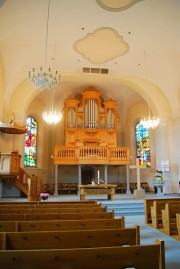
[8,73,172,122]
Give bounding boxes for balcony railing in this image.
[54,146,130,165]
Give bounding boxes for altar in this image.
[79,184,117,201]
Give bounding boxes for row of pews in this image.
[144,197,180,237]
[42,182,150,195]
[0,200,165,269]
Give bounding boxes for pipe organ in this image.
[65,87,119,147]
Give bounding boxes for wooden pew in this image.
[176,213,180,240]
[144,197,180,224]
[0,239,165,269]
[0,200,98,206]
[0,206,107,214]
[162,202,180,235]
[0,226,140,250]
[0,217,125,232]
[0,203,102,209]
[151,200,180,229]
[0,211,114,221]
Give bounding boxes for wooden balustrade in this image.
[54,145,130,165]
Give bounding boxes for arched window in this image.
[136,122,151,166]
[24,116,37,167]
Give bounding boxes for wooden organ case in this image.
[54,86,130,166]
[65,87,119,147]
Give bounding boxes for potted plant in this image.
[40,192,49,201]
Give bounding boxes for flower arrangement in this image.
[40,192,49,201]
[154,172,163,180]
[152,172,165,190]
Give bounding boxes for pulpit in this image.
[0,152,21,175]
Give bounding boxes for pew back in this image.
[144,197,180,224]
[162,202,180,235]
[0,207,107,214]
[150,200,178,229]
[0,203,101,209]
[0,217,125,232]
[0,211,114,221]
[0,200,97,205]
[176,213,180,240]
[0,239,165,269]
[0,226,140,250]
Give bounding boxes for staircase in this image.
[0,152,42,201]
[99,200,144,217]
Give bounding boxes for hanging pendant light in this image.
[42,111,62,125]
[42,81,62,125]
[42,45,62,125]
[140,51,160,129]
[28,0,60,90]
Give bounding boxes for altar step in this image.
[99,200,144,217]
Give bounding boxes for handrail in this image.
[12,167,30,195]
[54,145,130,165]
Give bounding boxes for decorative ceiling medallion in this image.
[96,0,142,11]
[74,28,129,64]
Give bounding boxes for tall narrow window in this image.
[136,122,151,166]
[24,117,37,167]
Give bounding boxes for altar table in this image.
[79,184,117,201]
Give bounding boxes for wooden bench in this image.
[0,225,140,250]
[0,217,125,232]
[115,183,126,194]
[0,200,98,206]
[144,197,180,224]
[0,239,165,269]
[0,211,114,221]
[0,206,107,214]
[150,200,179,229]
[57,183,78,194]
[176,213,180,240]
[161,202,180,235]
[0,203,102,209]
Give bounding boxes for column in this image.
[126,165,131,195]
[136,167,141,190]
[155,119,172,193]
[78,165,81,194]
[54,165,58,196]
[104,165,108,184]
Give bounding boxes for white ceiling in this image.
[0,0,180,116]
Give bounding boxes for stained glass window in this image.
[24,117,37,167]
[136,122,151,166]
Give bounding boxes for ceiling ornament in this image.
[140,51,160,129]
[96,0,142,12]
[74,27,129,64]
[28,0,60,90]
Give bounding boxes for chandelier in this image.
[140,116,160,129]
[42,80,62,125]
[140,51,160,129]
[28,0,60,90]
[42,111,62,125]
